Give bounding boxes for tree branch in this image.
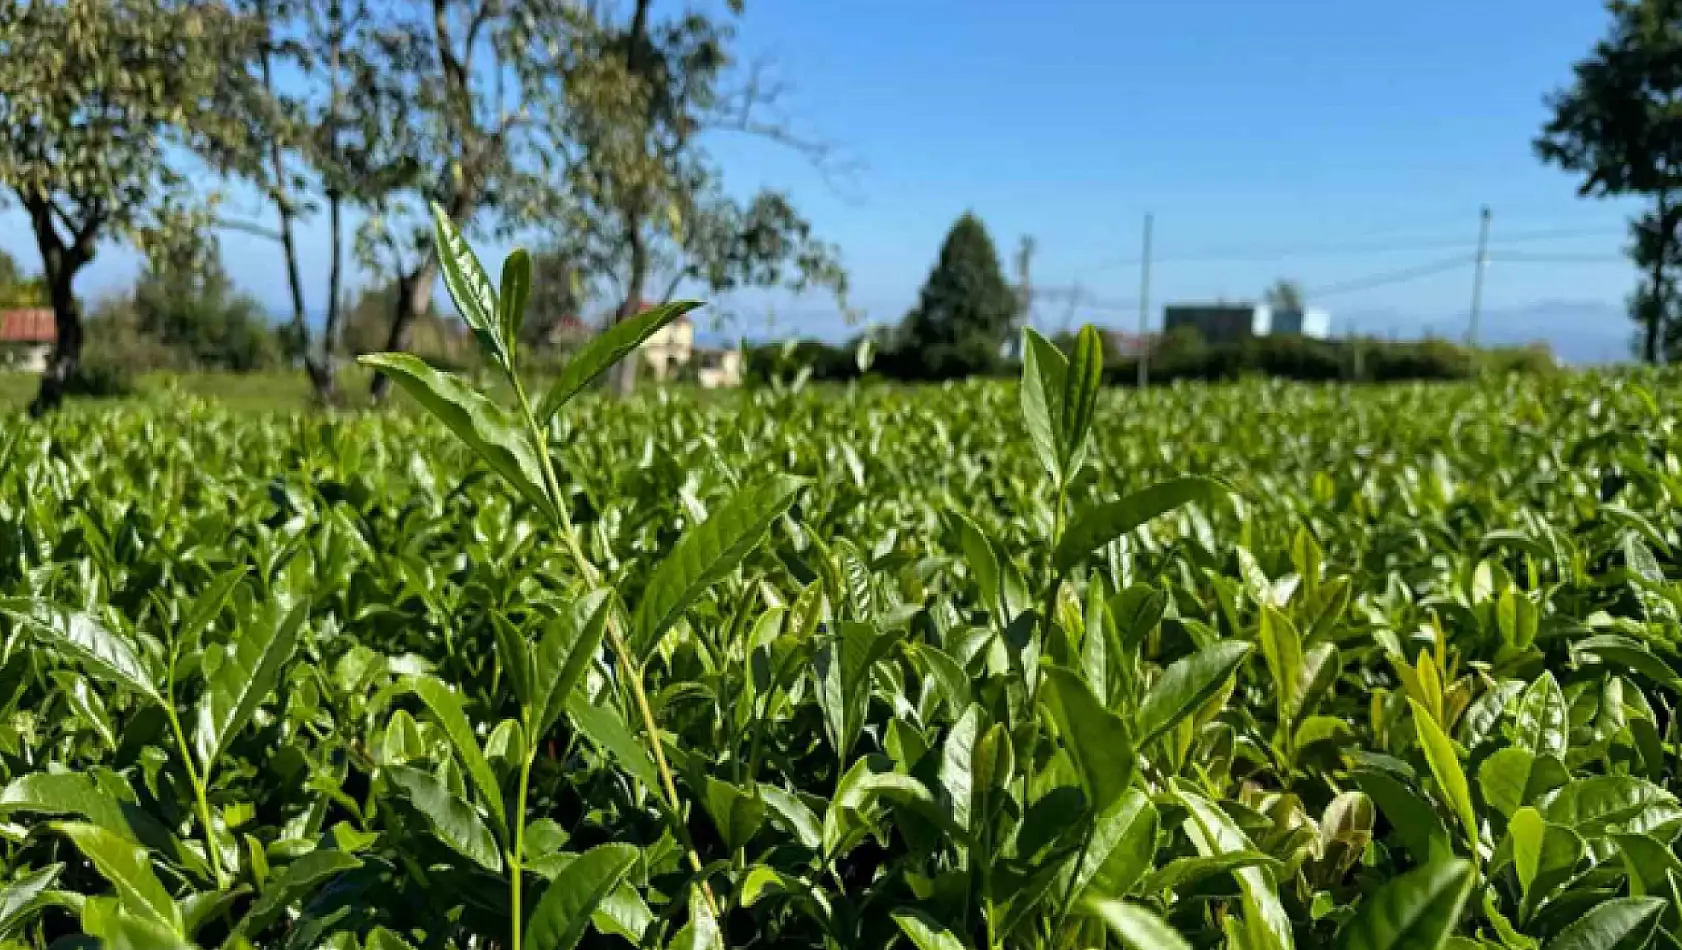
[216,216,287,241]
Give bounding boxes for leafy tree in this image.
[342,280,471,368]
[0,249,47,307]
[353,0,569,403]
[538,0,848,396]
[895,213,1015,379]
[0,0,271,412]
[1265,278,1305,311]
[1536,0,1682,363]
[519,248,588,350]
[235,0,412,403]
[132,248,281,372]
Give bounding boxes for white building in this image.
[0,309,54,372]
[638,309,742,388]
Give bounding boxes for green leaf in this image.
[531,591,614,741]
[631,476,804,661]
[524,843,640,950]
[1085,898,1195,950]
[430,202,506,369]
[1353,770,1451,864]
[0,773,135,840]
[953,512,1004,620]
[1478,749,1566,818]
[231,850,362,941]
[1259,607,1307,721]
[538,301,704,419]
[566,694,660,790]
[1509,807,1544,901]
[1137,851,1283,895]
[1020,326,1069,484]
[1061,325,1104,471]
[176,567,249,645]
[384,765,501,872]
[406,676,507,843]
[758,784,822,851]
[490,612,534,711]
[193,596,307,774]
[701,777,765,852]
[50,821,180,935]
[1614,833,1682,899]
[1138,642,1251,748]
[500,248,531,361]
[1410,700,1478,850]
[1176,787,1293,950]
[1542,776,1682,838]
[815,622,894,762]
[913,644,972,718]
[0,863,62,937]
[1053,477,1232,573]
[1332,858,1474,950]
[1040,664,1136,816]
[356,353,553,517]
[937,704,985,836]
[1073,788,1157,900]
[5,605,160,704]
[669,885,724,950]
[1512,673,1568,760]
[892,907,971,950]
[1574,636,1682,696]
[1542,897,1665,950]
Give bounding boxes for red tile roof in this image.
[0,309,53,345]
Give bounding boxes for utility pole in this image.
[1013,236,1035,359]
[1137,212,1154,388]
[1468,205,1491,348]
[1349,318,1365,381]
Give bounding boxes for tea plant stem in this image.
[162,699,226,890]
[510,745,536,950]
[512,378,721,919]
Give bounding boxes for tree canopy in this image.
[1265,279,1305,312]
[893,213,1015,379]
[1537,0,1682,363]
[0,0,271,411]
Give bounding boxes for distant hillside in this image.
[1343,300,1633,366]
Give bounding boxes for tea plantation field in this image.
[1,367,1680,949]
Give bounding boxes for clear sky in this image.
[0,0,1646,361]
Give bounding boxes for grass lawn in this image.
[0,369,377,414]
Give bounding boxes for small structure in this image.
[1163,303,1330,343]
[0,309,54,372]
[1099,330,1153,359]
[617,304,737,388]
[640,309,695,381]
[694,348,744,388]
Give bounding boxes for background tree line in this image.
[0,0,848,413]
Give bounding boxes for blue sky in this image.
[0,0,1646,361]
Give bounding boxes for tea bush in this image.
[0,216,1677,949]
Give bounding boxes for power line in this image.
[1054,225,1623,275]
[1303,256,1471,299]
[1491,252,1627,264]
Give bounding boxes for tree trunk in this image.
[314,191,346,404]
[1648,190,1674,365]
[256,1,325,401]
[315,1,346,406]
[23,194,90,416]
[369,253,440,404]
[30,267,84,417]
[609,223,649,397]
[606,0,654,399]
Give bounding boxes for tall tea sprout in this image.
[361,206,798,945]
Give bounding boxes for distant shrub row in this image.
[746,332,1558,386]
